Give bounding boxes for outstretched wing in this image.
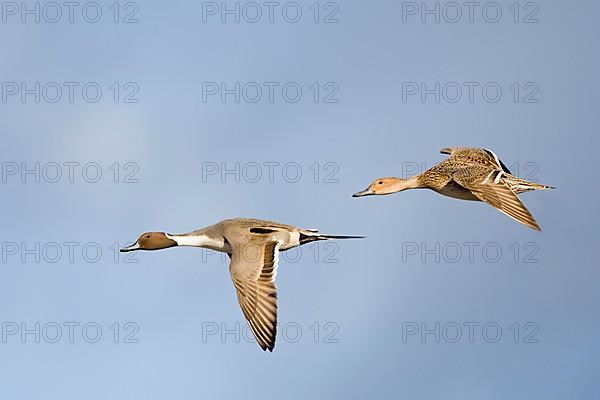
[452,166,541,231]
[441,147,512,174]
[440,147,455,155]
[482,148,512,174]
[229,240,281,351]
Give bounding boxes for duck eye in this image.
[378,181,383,185]
[146,235,150,239]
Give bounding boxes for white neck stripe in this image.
[166,233,223,248]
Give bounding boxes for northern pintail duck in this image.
[120,218,363,351]
[353,147,554,230]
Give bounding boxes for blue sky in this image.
[0,1,598,399]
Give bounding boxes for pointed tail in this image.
[503,175,556,194]
[299,232,365,244]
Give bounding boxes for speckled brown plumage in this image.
[354,147,554,230]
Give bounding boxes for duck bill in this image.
[352,187,373,197]
[120,242,141,252]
